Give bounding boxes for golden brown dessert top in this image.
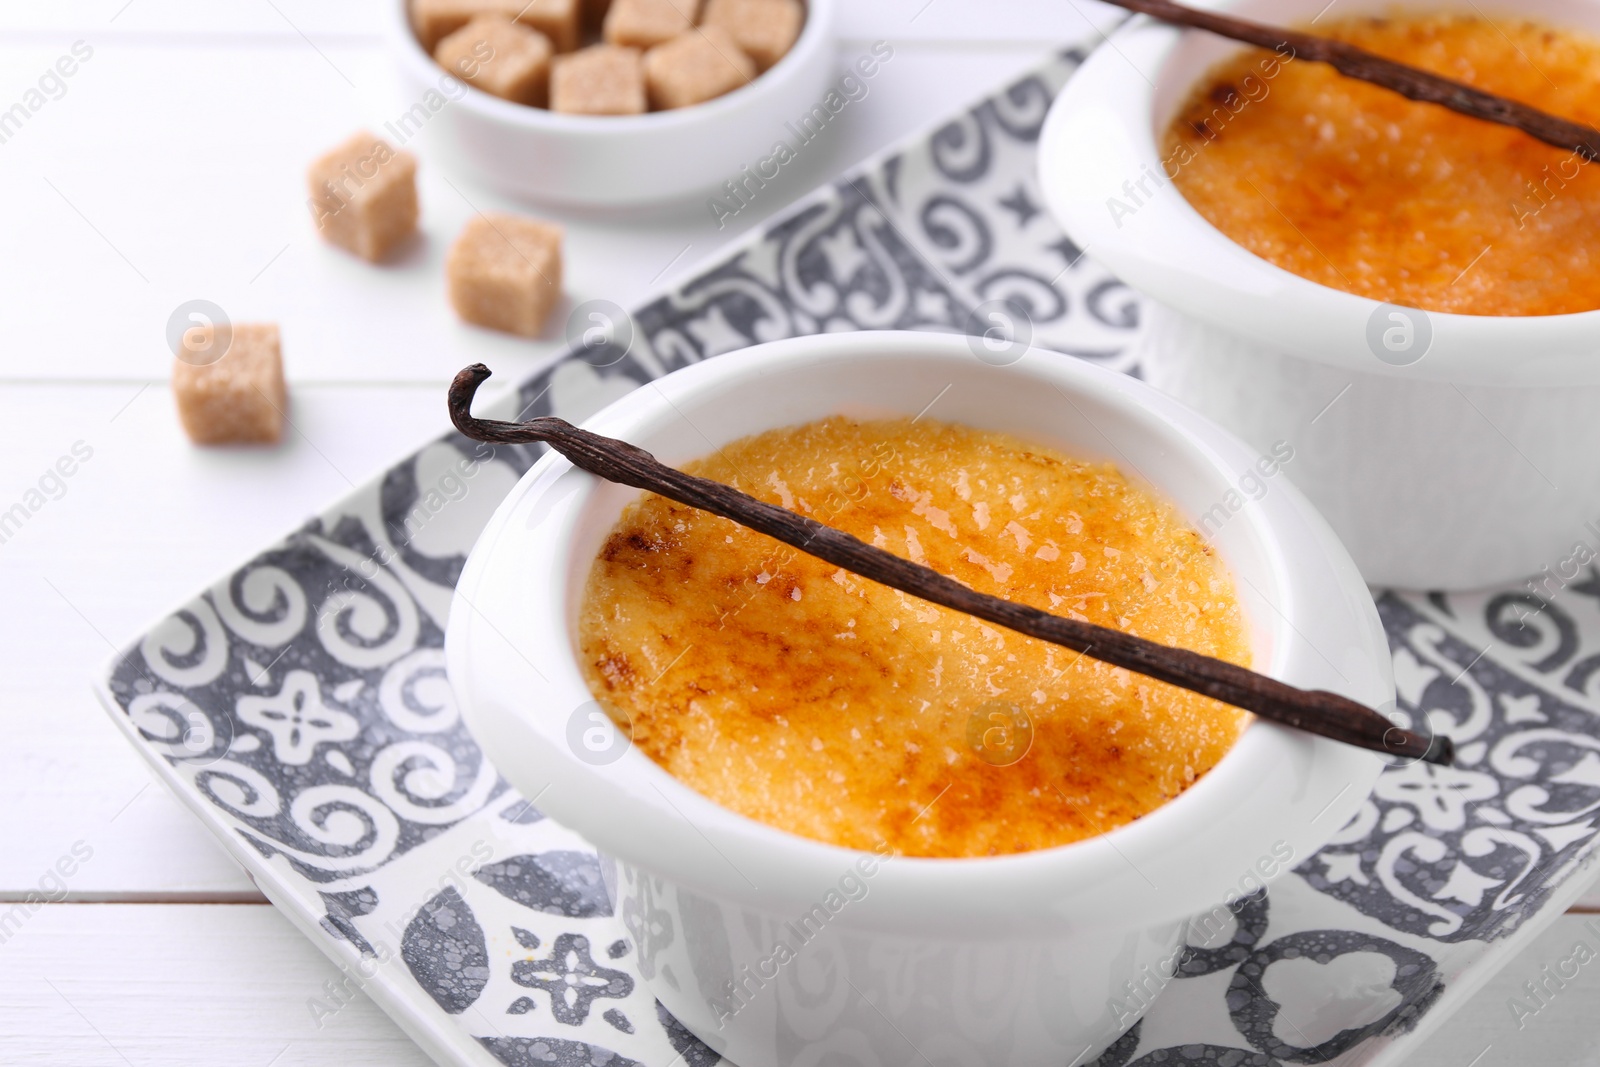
[1162,14,1600,316]
[577,416,1250,859]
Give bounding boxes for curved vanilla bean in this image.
[1106,0,1600,161]
[451,364,1449,766]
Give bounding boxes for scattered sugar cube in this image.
[172,324,286,446]
[551,44,646,115]
[700,0,802,71]
[436,15,553,105]
[413,0,577,51]
[603,0,700,49]
[644,27,753,110]
[306,132,419,263]
[514,0,580,52]
[447,214,564,337]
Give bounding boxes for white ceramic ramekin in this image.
[383,0,837,207]
[1038,0,1600,590]
[445,331,1390,1065]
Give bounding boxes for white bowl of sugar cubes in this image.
[384,0,840,207]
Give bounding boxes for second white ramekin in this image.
[1038,0,1600,589]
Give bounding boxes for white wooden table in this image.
[1,2,1596,1063]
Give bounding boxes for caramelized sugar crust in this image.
[1164,15,1600,316]
[577,417,1250,858]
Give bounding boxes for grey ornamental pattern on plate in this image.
[97,50,1600,1067]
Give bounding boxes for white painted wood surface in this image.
[0,903,436,1066]
[2,1,1595,1062]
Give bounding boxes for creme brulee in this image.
[576,417,1250,859]
[1163,14,1600,316]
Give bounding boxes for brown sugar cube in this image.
[436,16,553,105]
[514,0,580,51]
[700,0,801,71]
[550,45,645,114]
[644,27,753,109]
[412,0,577,52]
[447,214,563,337]
[172,324,286,446]
[603,0,700,49]
[307,132,418,263]
[412,0,519,51]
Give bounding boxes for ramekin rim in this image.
[1036,2,1600,387]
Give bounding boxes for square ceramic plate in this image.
[96,49,1600,1067]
